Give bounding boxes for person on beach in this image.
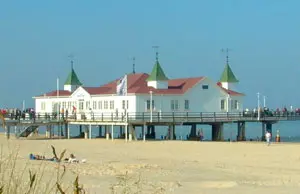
[64,153,79,163]
[265,131,271,146]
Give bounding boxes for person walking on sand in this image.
[265,131,271,146]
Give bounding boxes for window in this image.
[62,102,66,109]
[79,101,84,110]
[171,100,179,111]
[93,101,97,110]
[122,100,129,109]
[184,100,189,110]
[73,101,77,109]
[98,101,102,109]
[146,100,154,110]
[104,101,108,109]
[110,101,114,109]
[175,100,179,110]
[41,102,46,111]
[231,99,235,110]
[202,85,209,89]
[220,99,225,110]
[86,101,90,110]
[52,102,59,112]
[122,100,126,109]
[52,102,56,112]
[234,100,238,109]
[67,102,71,109]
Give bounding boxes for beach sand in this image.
[1,134,300,193]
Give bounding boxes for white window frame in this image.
[122,100,126,109]
[98,101,102,109]
[93,101,97,110]
[220,99,225,110]
[79,100,84,110]
[202,84,209,89]
[110,100,114,109]
[184,100,189,110]
[85,101,90,110]
[234,100,238,109]
[41,102,46,111]
[146,100,154,110]
[104,101,108,109]
[171,100,179,111]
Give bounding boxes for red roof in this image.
[85,73,205,95]
[217,82,244,96]
[36,90,71,97]
[35,73,243,97]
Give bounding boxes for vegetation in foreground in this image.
[0,145,171,194]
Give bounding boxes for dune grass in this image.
[0,144,170,194]
[0,144,85,194]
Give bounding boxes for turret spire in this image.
[146,46,168,82]
[219,48,238,83]
[132,57,136,74]
[69,54,74,70]
[221,48,230,65]
[64,54,82,87]
[153,45,159,62]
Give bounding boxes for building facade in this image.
[33,57,244,118]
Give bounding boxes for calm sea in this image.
[1,121,300,142]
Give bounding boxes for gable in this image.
[70,86,91,99]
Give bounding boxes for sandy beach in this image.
[1,134,300,194]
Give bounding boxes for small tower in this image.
[219,49,238,90]
[64,60,82,92]
[146,49,168,89]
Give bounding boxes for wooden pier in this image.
[1,112,299,141]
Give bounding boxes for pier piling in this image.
[237,122,246,141]
[211,123,224,141]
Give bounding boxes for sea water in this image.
[1,121,300,142]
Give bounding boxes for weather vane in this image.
[68,54,74,69]
[132,57,136,74]
[152,46,159,61]
[221,48,231,65]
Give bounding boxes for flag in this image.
[116,74,127,95]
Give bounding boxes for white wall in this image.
[89,95,136,115]
[34,86,137,117]
[135,78,244,114]
[136,94,182,113]
[147,80,168,89]
[64,84,79,92]
[34,80,244,115]
[185,78,226,112]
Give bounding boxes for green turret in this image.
[146,51,169,89]
[219,63,239,83]
[64,61,82,92]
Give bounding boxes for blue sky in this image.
[1,0,300,109]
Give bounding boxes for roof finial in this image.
[68,54,74,70]
[132,57,136,74]
[152,45,159,62]
[221,48,231,65]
